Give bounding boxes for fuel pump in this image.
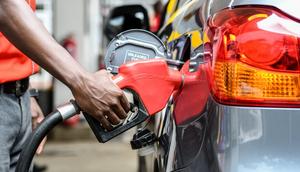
[16,29,184,172]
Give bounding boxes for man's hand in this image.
[71,70,130,130]
[30,97,46,154]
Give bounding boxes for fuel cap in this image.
[104,29,167,74]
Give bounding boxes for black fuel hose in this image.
[16,101,79,172]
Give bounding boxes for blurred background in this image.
[31,0,166,171]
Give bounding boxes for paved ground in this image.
[35,140,138,172]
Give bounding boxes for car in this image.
[131,0,300,172]
[15,0,299,171]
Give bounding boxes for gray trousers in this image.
[0,91,32,172]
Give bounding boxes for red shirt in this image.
[0,0,39,83]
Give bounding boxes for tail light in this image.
[207,7,300,107]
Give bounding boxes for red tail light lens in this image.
[207,7,300,107]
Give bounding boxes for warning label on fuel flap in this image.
[125,50,150,62]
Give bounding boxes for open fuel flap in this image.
[104,29,168,74]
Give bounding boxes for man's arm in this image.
[0,0,129,129]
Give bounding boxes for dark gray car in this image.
[136,0,300,171]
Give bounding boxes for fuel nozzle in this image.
[84,59,183,143]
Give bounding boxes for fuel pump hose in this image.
[15,100,80,172]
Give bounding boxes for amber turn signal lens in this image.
[213,61,300,102]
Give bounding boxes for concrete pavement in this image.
[35,140,138,172]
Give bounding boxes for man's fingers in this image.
[36,137,47,155]
[112,103,127,119]
[98,114,113,130]
[119,94,130,113]
[35,115,47,155]
[107,111,121,125]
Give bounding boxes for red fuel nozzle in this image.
[83,59,183,143]
[113,59,182,115]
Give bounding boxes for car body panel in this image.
[208,101,300,172]
[160,0,203,45]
